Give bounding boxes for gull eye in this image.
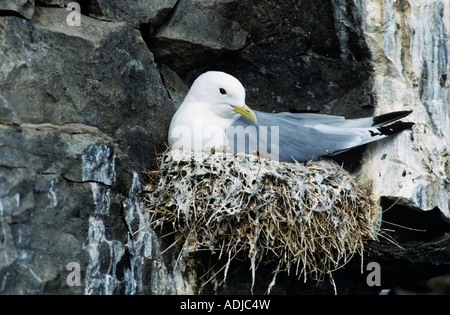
[219,88,227,95]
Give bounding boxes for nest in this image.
[143,149,379,293]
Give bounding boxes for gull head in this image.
[184,71,257,123]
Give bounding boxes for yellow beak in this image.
[231,104,257,124]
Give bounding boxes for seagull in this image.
[168,71,414,162]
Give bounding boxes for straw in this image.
[143,149,379,292]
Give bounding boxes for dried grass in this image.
[143,149,379,292]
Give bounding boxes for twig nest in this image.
[143,149,379,292]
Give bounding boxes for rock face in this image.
[149,0,249,74]
[0,6,191,294]
[87,0,178,28]
[0,0,449,294]
[0,7,175,168]
[356,0,450,215]
[0,0,35,19]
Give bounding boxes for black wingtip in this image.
[377,121,415,136]
[372,110,413,127]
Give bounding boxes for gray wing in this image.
[268,112,373,128]
[227,110,412,162]
[274,110,413,128]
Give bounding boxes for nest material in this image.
[143,149,379,291]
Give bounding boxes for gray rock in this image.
[356,0,450,216]
[0,122,194,294]
[0,93,21,124]
[36,0,70,7]
[159,64,189,108]
[149,0,248,74]
[0,6,177,169]
[0,6,195,294]
[87,0,178,28]
[0,0,34,19]
[0,123,122,294]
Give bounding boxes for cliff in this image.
[0,0,448,294]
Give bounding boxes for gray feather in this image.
[226,110,413,162]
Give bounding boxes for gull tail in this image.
[374,120,415,136]
[328,111,414,156]
[362,117,414,146]
[368,110,414,138]
[372,110,413,127]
